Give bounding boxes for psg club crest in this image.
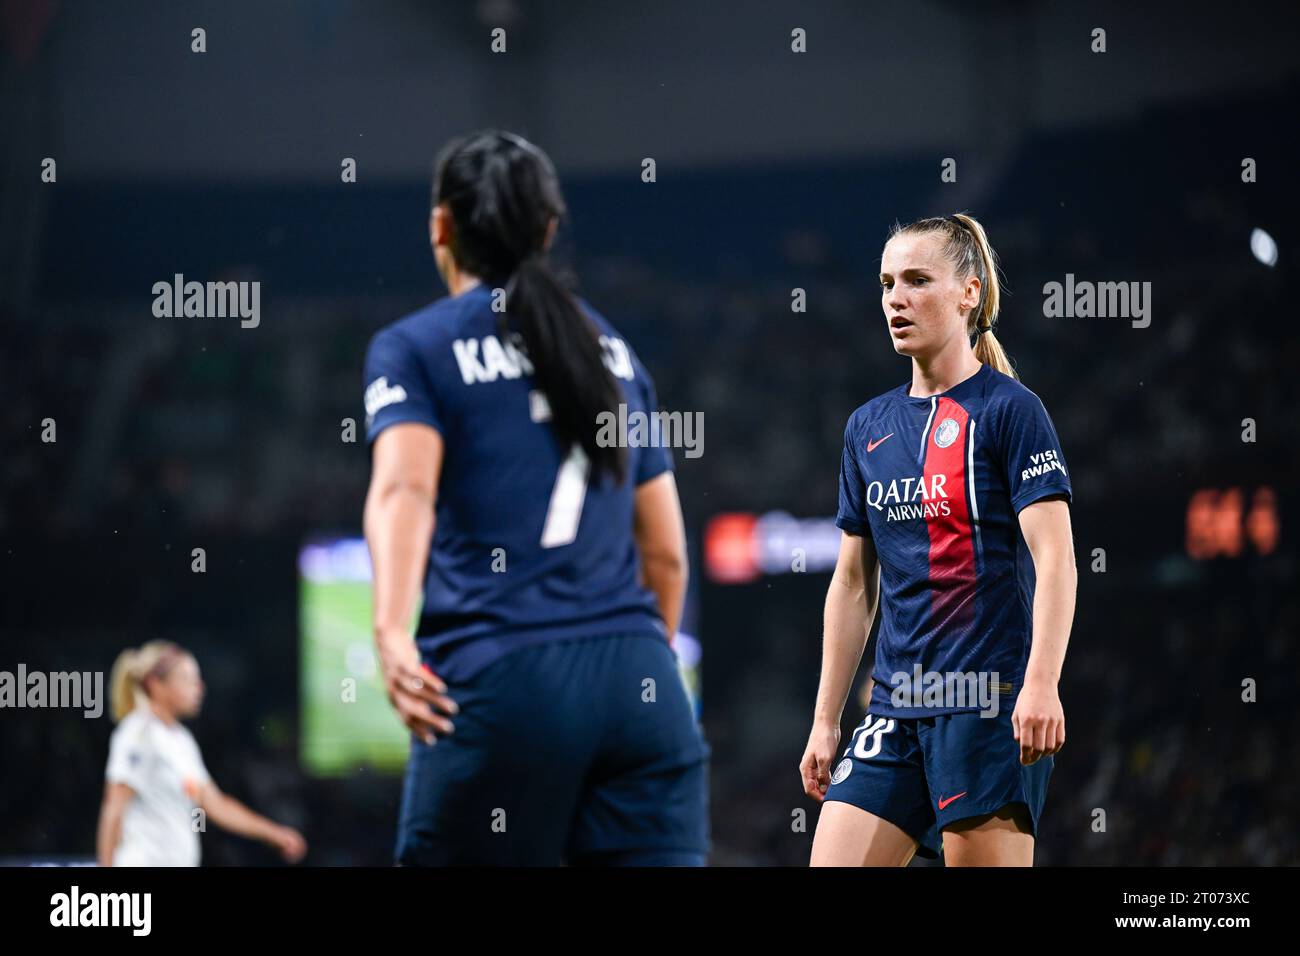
[933,418,960,448]
[831,758,852,785]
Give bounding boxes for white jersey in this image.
[105,708,211,866]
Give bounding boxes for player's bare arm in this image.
[633,471,689,641]
[95,781,134,867]
[194,779,308,863]
[801,531,880,800]
[1013,496,1076,766]
[364,422,459,744]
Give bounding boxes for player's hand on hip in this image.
[800,720,841,801]
[375,627,459,744]
[1011,678,1065,765]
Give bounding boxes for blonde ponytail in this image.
[890,212,1018,380]
[973,326,1014,379]
[951,213,1015,380]
[109,641,184,722]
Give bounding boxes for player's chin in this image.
[889,334,923,357]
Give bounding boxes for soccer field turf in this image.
[300,578,410,776]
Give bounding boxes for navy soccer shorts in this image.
[821,707,1052,859]
[395,632,710,866]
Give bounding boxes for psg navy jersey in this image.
[836,363,1073,717]
[362,284,671,681]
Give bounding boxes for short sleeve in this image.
[363,327,442,444]
[105,721,147,791]
[633,356,674,486]
[835,414,871,536]
[996,388,1073,514]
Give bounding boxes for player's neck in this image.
[446,270,483,297]
[147,700,179,727]
[909,348,982,398]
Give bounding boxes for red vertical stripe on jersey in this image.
[922,397,976,638]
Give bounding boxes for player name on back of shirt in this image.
[451,333,635,385]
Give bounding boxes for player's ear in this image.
[962,274,981,314]
[430,204,452,249]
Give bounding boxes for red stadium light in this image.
[1185,489,1216,559]
[1213,488,1244,558]
[1185,486,1277,559]
[1246,487,1279,556]
[704,513,760,583]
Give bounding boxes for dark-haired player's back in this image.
[363,282,709,866]
[364,283,670,681]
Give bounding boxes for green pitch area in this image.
[300,578,411,776]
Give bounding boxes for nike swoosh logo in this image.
[937,791,967,810]
[867,433,894,453]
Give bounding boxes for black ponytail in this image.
[433,131,627,484]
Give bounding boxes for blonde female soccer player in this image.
[800,214,1076,866]
[97,641,307,866]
